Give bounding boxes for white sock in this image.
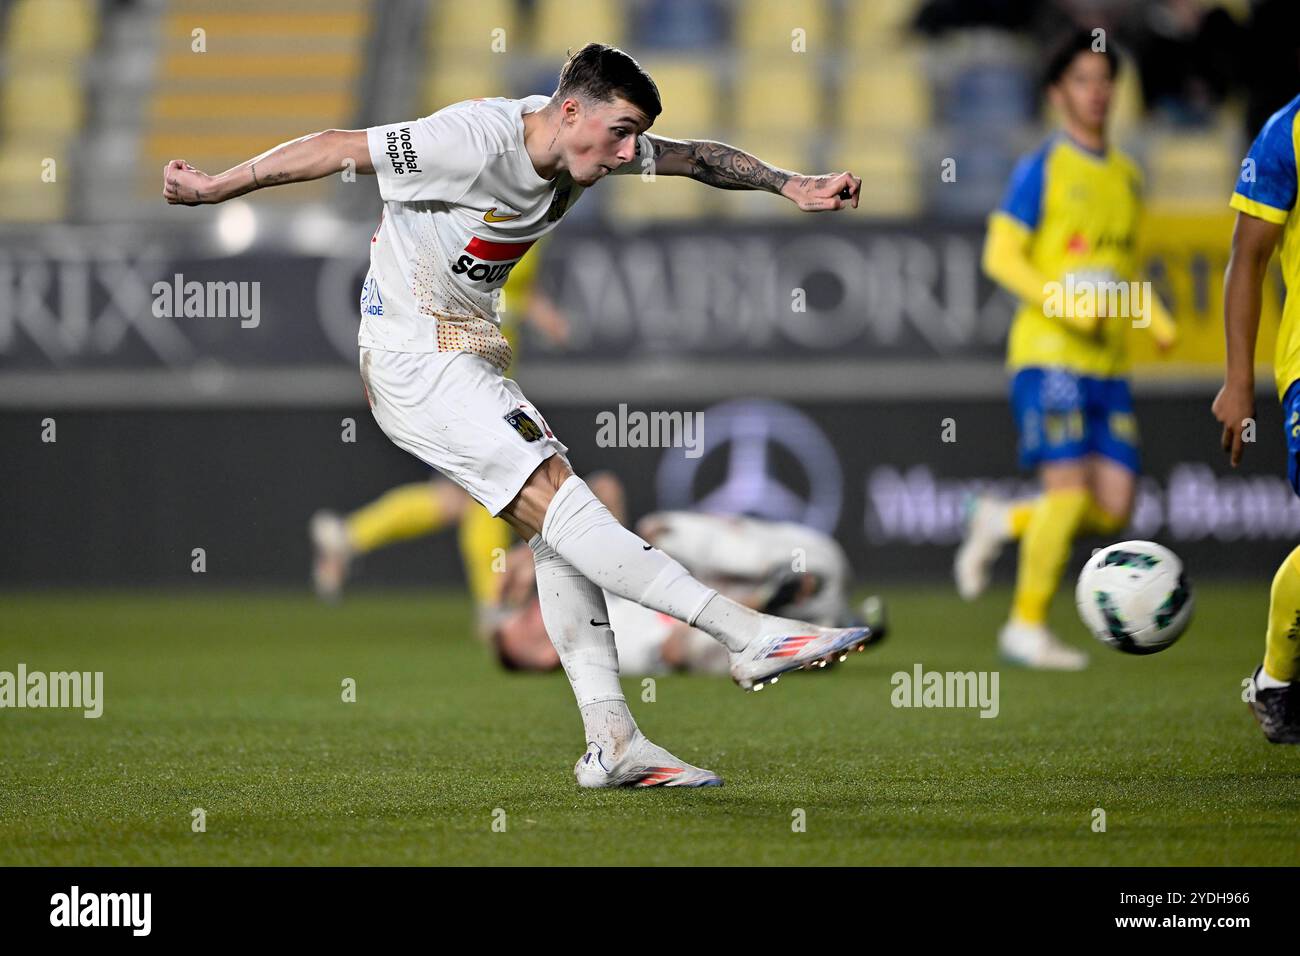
[528,535,638,758]
[579,698,639,762]
[542,475,759,653]
[1257,666,1292,690]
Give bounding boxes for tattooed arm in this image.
[163,129,374,205]
[646,134,860,211]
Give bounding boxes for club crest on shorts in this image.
[504,408,544,442]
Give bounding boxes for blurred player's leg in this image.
[528,536,722,786]
[955,496,1019,600]
[310,480,466,599]
[1001,466,1090,670]
[1249,544,1300,743]
[458,501,513,635]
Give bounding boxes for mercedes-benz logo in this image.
[655,399,842,532]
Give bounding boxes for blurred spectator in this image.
[1124,0,1240,127]
[1241,0,1300,137]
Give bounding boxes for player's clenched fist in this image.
[780,170,861,211]
[1211,381,1256,467]
[162,159,218,206]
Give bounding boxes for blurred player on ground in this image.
[490,472,886,675]
[954,31,1177,670]
[165,43,871,788]
[1213,91,1300,743]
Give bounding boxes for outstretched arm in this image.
[1212,211,1283,465]
[645,134,860,211]
[162,129,373,205]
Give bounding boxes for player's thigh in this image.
[360,347,568,520]
[1010,366,1089,472]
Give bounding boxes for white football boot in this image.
[574,733,723,788]
[309,510,353,601]
[998,620,1088,671]
[728,616,877,691]
[954,495,1013,601]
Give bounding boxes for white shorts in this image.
[359,347,568,516]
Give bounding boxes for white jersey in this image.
[361,94,652,353]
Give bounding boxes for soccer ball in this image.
[1075,540,1193,655]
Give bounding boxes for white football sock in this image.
[529,535,638,759]
[1256,666,1292,690]
[541,475,760,652]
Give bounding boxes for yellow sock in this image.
[458,503,513,607]
[1011,487,1090,625]
[1264,544,1300,683]
[346,483,444,554]
[1007,499,1035,538]
[1079,499,1127,537]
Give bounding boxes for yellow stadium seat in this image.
[635,59,720,137]
[4,0,97,57]
[2,70,84,135]
[734,59,822,135]
[828,137,921,217]
[604,171,722,223]
[0,145,67,221]
[838,59,930,132]
[844,0,920,49]
[532,0,624,57]
[428,0,519,55]
[736,0,831,53]
[425,57,509,113]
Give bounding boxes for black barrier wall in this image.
[2,393,1295,588]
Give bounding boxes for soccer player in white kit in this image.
[164,43,869,788]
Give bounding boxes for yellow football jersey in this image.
[992,133,1145,377]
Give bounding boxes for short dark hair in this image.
[1044,30,1119,88]
[555,42,661,121]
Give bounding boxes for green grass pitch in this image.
[1,584,1296,866]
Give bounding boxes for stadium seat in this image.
[843,0,920,48]
[425,56,510,113]
[635,59,721,137]
[828,137,922,217]
[604,171,723,223]
[838,55,931,133]
[736,0,830,53]
[0,145,67,221]
[138,0,370,202]
[733,59,822,135]
[1,70,85,135]
[4,0,97,58]
[427,0,519,55]
[532,0,625,58]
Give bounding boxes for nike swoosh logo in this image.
[483,207,521,223]
[642,545,653,550]
[590,619,609,627]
